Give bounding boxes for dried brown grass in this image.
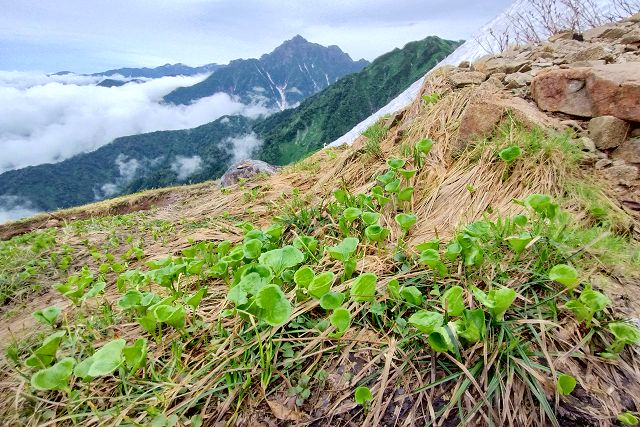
[2,71,640,426]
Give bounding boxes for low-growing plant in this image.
[326,237,359,280]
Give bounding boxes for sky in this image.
[0,0,513,73]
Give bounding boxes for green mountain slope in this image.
[0,36,460,215]
[0,116,252,211]
[255,36,462,165]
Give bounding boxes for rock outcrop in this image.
[219,160,278,187]
[441,14,640,195]
[531,63,640,121]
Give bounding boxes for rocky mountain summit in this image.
[379,12,640,214]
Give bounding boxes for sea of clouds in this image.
[0,71,271,173]
[0,70,271,222]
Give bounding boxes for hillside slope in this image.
[255,36,462,165]
[1,14,640,427]
[163,35,369,110]
[0,116,252,211]
[0,36,458,214]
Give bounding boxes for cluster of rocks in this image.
[446,12,640,194]
[219,159,278,188]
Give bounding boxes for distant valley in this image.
[0,35,461,217]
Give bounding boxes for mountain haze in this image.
[163,35,369,110]
[92,63,222,79]
[0,36,460,214]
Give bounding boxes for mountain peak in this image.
[288,34,308,44]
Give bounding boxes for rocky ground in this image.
[408,12,640,216]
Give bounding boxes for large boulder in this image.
[448,71,486,88]
[219,159,278,187]
[612,138,640,163]
[454,95,560,154]
[602,163,639,186]
[531,63,640,122]
[588,116,630,150]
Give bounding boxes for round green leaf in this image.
[428,327,453,353]
[609,322,640,345]
[399,168,417,180]
[243,239,263,259]
[549,264,579,289]
[294,266,315,289]
[387,158,405,169]
[376,171,395,185]
[330,307,351,333]
[88,339,126,377]
[309,271,335,299]
[326,237,359,262]
[498,145,522,162]
[320,292,346,310]
[364,224,389,242]
[342,207,363,222]
[441,286,465,317]
[445,242,462,262]
[258,245,304,276]
[33,305,61,326]
[395,213,417,233]
[118,290,143,310]
[387,279,401,300]
[123,338,147,374]
[384,179,401,193]
[416,138,434,155]
[400,286,423,306]
[256,285,292,326]
[513,214,528,227]
[227,285,248,306]
[293,235,318,256]
[618,412,640,426]
[398,187,414,202]
[408,310,443,334]
[351,273,377,302]
[31,357,75,391]
[506,232,533,254]
[361,211,381,226]
[354,386,373,405]
[416,240,439,252]
[557,373,577,395]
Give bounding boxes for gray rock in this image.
[602,164,638,186]
[588,116,630,150]
[579,136,596,152]
[621,30,640,45]
[583,25,628,41]
[219,159,278,187]
[612,138,640,164]
[448,71,486,88]
[564,45,612,63]
[595,158,612,169]
[504,72,532,89]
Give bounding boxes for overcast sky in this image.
[0,0,513,73]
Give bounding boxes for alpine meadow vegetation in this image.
[1,77,640,427]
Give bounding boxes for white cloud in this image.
[0,70,102,89]
[0,195,40,224]
[171,155,202,180]
[225,133,264,164]
[97,154,142,197]
[0,71,272,173]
